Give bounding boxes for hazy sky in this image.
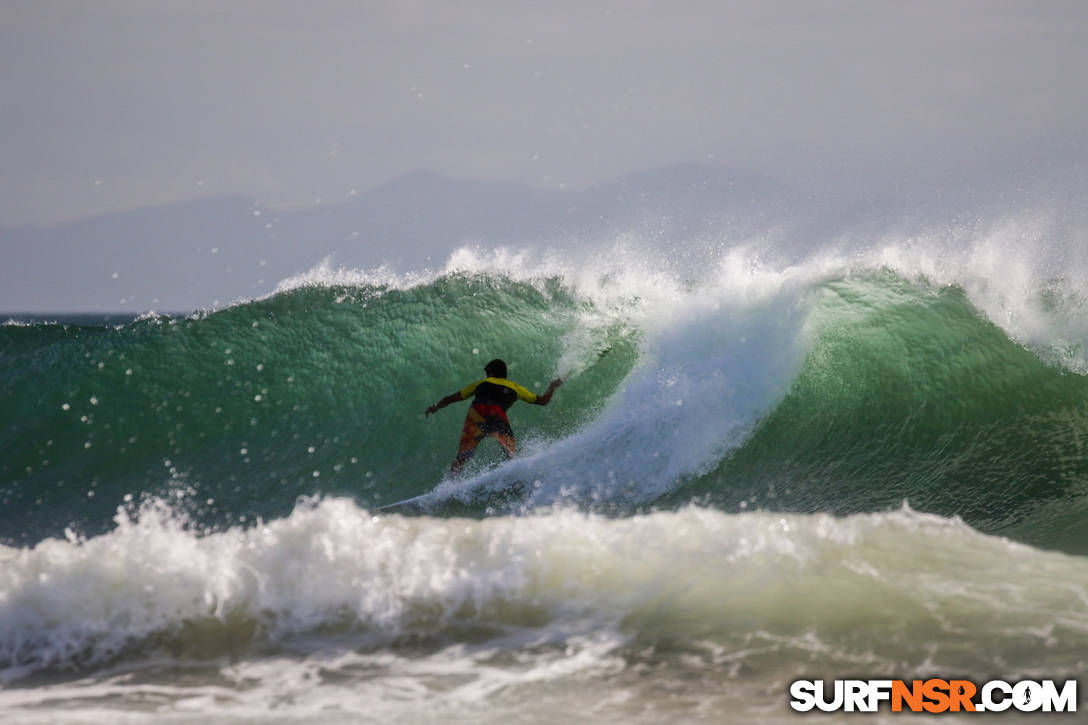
[2,0,1086,226]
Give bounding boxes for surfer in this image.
[425,358,562,476]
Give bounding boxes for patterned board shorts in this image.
[456,403,517,463]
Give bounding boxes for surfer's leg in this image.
[452,409,485,476]
[492,432,517,459]
[489,416,517,460]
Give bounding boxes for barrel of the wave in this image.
[664,273,1088,554]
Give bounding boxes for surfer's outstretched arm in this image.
[425,391,463,417]
[534,378,563,406]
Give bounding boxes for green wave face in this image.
[4,268,1088,552]
[0,276,639,542]
[675,271,1088,551]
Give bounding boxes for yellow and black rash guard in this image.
[459,377,537,412]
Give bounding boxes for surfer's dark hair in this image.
[485,358,507,378]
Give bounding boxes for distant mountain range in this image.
[2,163,809,313]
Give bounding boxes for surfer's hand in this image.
[538,378,562,405]
[425,404,436,417]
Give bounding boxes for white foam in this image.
[273,255,437,294]
[3,498,1087,689]
[2,501,1087,725]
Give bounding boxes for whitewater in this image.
[3,212,1088,723]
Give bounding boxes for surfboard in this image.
[376,494,431,515]
[377,478,529,515]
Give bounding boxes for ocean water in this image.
[3,223,1088,723]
